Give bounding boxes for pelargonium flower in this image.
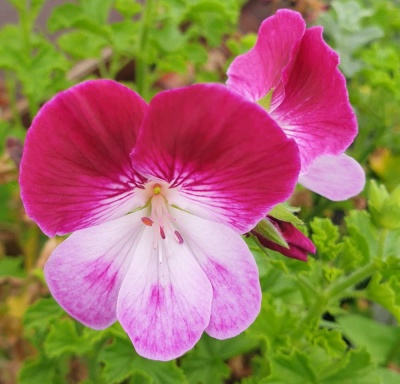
[19,80,300,360]
[227,9,365,201]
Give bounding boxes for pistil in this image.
[140,182,184,263]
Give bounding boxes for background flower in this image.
[227,9,365,201]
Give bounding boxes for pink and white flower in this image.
[19,80,300,360]
[227,9,365,201]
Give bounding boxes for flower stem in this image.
[328,261,378,300]
[136,0,156,99]
[377,228,388,260]
[293,260,379,336]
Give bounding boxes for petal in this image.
[271,27,357,170]
[131,83,300,233]
[116,225,213,361]
[227,9,305,109]
[20,80,148,237]
[44,211,146,329]
[171,208,261,339]
[299,154,366,201]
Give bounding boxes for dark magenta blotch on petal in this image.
[19,80,148,237]
[130,83,301,234]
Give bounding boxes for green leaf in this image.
[345,211,378,261]
[0,257,26,278]
[182,333,255,384]
[311,328,347,359]
[320,349,379,384]
[253,218,289,248]
[310,218,343,261]
[100,336,186,384]
[247,295,298,349]
[18,358,57,384]
[44,318,92,357]
[376,368,400,384]
[339,237,367,272]
[48,2,110,37]
[23,298,63,331]
[57,30,106,59]
[268,204,302,226]
[114,0,142,18]
[264,349,379,384]
[365,273,400,321]
[369,181,400,230]
[337,314,400,365]
[81,0,114,25]
[21,43,69,100]
[152,22,186,53]
[263,350,317,383]
[110,20,139,54]
[47,3,84,32]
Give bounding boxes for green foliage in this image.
[319,0,384,77]
[0,256,26,277]
[181,333,256,384]
[337,314,400,365]
[369,180,400,229]
[19,358,58,384]
[100,336,186,384]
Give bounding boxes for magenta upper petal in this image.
[227,9,305,109]
[44,212,145,329]
[272,27,357,170]
[226,10,358,174]
[299,154,366,201]
[116,226,213,361]
[130,83,300,233]
[172,208,261,338]
[20,80,148,237]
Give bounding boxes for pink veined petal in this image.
[299,153,365,201]
[271,27,358,171]
[20,80,148,237]
[130,83,300,234]
[171,207,261,339]
[227,9,305,109]
[116,225,213,361]
[44,211,146,329]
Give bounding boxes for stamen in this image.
[174,230,184,244]
[153,183,161,195]
[141,217,154,226]
[160,226,166,239]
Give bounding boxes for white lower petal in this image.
[44,211,146,329]
[171,207,262,339]
[116,227,213,361]
[299,153,365,201]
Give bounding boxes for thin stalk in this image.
[377,228,388,260]
[328,261,378,300]
[24,224,40,271]
[135,0,156,99]
[4,72,23,127]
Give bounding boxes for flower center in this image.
[141,183,184,262]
